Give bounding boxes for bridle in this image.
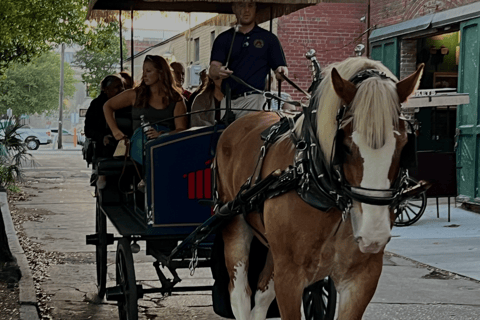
[296,69,415,220]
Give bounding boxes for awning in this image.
[369,14,433,43]
[432,2,480,28]
[371,2,480,43]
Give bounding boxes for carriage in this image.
[85,1,430,319]
[85,1,337,319]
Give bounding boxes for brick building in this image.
[277,2,367,100]
[367,1,480,205]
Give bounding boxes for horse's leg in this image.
[272,267,306,320]
[336,257,383,320]
[250,250,275,320]
[223,216,254,320]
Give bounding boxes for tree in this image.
[73,22,127,98]
[0,52,77,116]
[0,0,89,74]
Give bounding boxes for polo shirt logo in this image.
[253,39,264,48]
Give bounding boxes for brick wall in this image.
[370,1,477,80]
[370,0,479,28]
[400,39,417,80]
[277,3,367,100]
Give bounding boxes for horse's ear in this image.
[331,68,357,105]
[396,63,425,103]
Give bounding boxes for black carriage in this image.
[85,1,337,319]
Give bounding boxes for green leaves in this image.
[73,22,126,98]
[0,0,98,74]
[0,52,77,116]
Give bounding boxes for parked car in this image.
[13,126,52,150]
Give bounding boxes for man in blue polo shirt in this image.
[209,1,288,119]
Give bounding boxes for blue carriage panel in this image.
[144,125,224,235]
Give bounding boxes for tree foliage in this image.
[0,52,76,116]
[0,0,90,73]
[73,22,127,98]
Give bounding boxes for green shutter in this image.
[370,38,399,78]
[457,17,480,202]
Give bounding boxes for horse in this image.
[215,56,424,320]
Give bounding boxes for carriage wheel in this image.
[95,198,108,298]
[303,277,336,320]
[116,238,138,320]
[394,177,427,227]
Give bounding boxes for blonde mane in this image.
[296,57,400,162]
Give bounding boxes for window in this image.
[211,31,215,48]
[194,38,200,62]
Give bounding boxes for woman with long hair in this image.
[104,55,187,141]
[190,75,224,127]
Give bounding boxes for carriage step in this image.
[85,233,115,246]
[106,284,144,301]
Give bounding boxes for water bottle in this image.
[140,115,153,140]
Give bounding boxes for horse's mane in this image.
[296,57,400,163]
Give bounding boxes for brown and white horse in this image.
[215,57,424,320]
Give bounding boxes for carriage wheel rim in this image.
[116,238,138,320]
[96,200,107,298]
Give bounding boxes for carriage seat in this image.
[95,157,135,176]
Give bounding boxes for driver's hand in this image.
[275,66,288,81]
[218,66,233,79]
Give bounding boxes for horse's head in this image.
[327,61,424,254]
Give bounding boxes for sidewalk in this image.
[388,199,480,281]
[1,192,39,320]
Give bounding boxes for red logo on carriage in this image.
[183,159,213,200]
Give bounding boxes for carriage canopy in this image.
[87,0,334,24]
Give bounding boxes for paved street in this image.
[10,144,480,319]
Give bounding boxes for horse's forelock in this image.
[301,57,399,161]
[351,77,400,149]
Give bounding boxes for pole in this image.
[120,10,123,71]
[131,9,134,80]
[268,6,273,110]
[57,43,65,150]
[366,0,371,57]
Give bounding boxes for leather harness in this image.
[214,69,418,224]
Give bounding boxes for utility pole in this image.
[57,43,65,149]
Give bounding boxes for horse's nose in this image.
[357,238,384,254]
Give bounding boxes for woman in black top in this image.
[104,55,187,141]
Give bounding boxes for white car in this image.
[14,127,52,150]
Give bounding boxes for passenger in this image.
[209,1,288,120]
[170,62,192,101]
[186,68,209,112]
[104,54,187,151]
[84,74,125,189]
[119,71,134,89]
[190,75,224,127]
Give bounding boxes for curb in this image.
[0,192,40,320]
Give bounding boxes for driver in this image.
[209,1,288,119]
